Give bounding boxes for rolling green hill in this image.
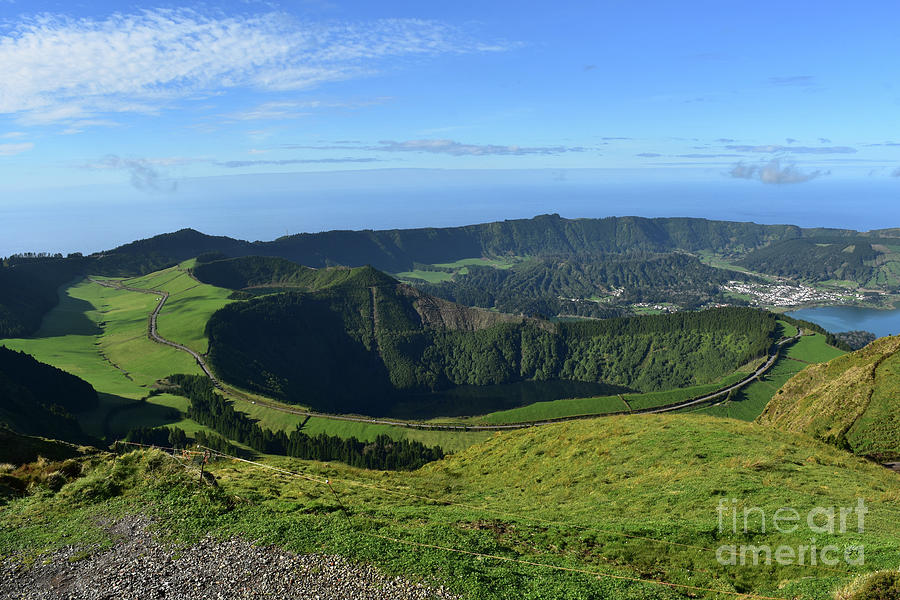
[205,266,778,415]
[192,255,368,293]
[96,214,868,274]
[757,335,900,460]
[7,215,899,336]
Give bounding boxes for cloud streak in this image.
[372,139,586,156]
[225,98,390,121]
[215,157,381,168]
[279,139,587,156]
[725,144,856,154]
[0,142,33,156]
[0,9,506,126]
[729,159,826,184]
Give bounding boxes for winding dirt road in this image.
[90,276,800,431]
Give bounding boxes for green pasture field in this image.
[225,394,491,453]
[0,278,202,393]
[817,279,860,289]
[778,319,798,338]
[121,261,233,354]
[699,332,845,421]
[395,256,518,283]
[393,269,454,283]
[0,278,204,437]
[432,256,518,269]
[476,371,750,424]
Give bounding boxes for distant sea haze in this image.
[3,168,900,257]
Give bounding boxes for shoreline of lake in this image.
[785,303,900,339]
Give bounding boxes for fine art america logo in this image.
[716,498,866,566]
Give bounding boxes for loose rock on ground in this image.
[0,516,460,600]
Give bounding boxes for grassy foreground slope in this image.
[2,415,898,599]
[758,335,900,460]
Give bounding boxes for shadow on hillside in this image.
[34,290,102,337]
[99,394,182,440]
[387,379,635,420]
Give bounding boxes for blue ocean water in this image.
[3,169,899,256]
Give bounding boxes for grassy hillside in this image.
[700,330,846,421]
[758,335,900,460]
[0,428,93,465]
[0,267,221,441]
[117,261,233,354]
[2,415,898,599]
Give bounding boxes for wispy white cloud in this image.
[372,139,586,156]
[215,157,381,167]
[0,10,506,127]
[725,144,856,154]
[0,142,33,156]
[277,139,587,155]
[225,98,390,121]
[61,119,120,135]
[729,159,826,184]
[0,131,26,139]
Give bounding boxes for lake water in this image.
[786,305,900,338]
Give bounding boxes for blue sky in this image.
[2,1,900,252]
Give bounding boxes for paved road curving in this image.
[89,277,220,385]
[89,276,800,432]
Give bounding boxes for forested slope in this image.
[192,256,363,292]
[0,257,87,337]
[99,214,867,274]
[205,267,777,414]
[413,252,747,315]
[0,346,98,444]
[736,237,883,284]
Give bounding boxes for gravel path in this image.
[0,516,460,600]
